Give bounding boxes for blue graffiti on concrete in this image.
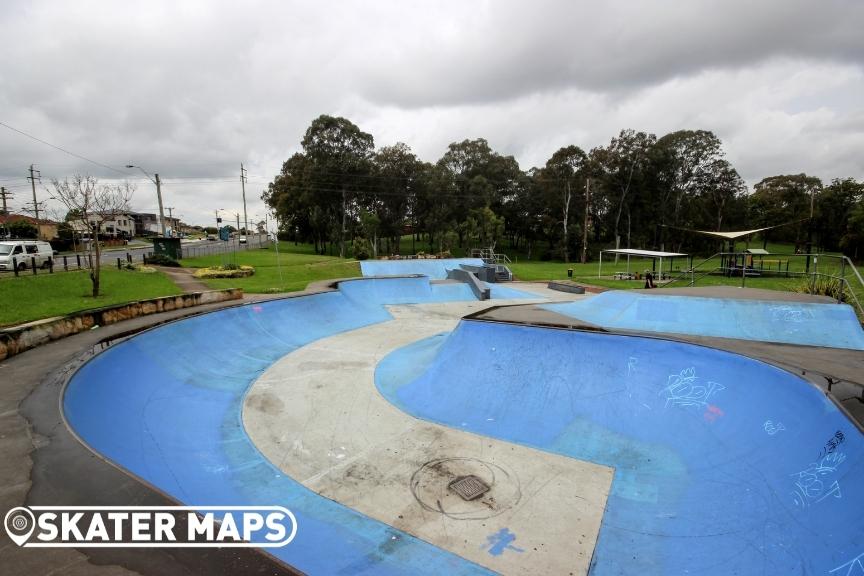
[483,528,524,557]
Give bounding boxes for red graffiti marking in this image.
[704,404,725,423]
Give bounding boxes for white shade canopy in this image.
[601,248,688,258]
[598,248,689,278]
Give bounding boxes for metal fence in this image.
[0,234,273,278]
[179,234,270,259]
[662,252,864,318]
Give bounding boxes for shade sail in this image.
[602,248,688,258]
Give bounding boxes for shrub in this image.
[352,237,370,260]
[146,254,181,267]
[121,262,157,273]
[193,265,255,279]
[795,276,846,301]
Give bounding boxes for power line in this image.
[0,120,128,175]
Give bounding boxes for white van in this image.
[0,240,54,271]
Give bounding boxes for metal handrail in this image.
[842,255,864,290]
[661,253,864,320]
[471,248,512,266]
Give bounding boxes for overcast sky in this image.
[1,0,862,227]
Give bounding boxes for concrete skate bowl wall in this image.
[543,290,864,350]
[357,259,533,300]
[63,276,514,576]
[376,320,864,575]
[360,258,485,279]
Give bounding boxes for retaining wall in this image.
[0,289,242,360]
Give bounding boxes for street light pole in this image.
[126,165,167,237]
[154,173,166,237]
[241,163,248,237]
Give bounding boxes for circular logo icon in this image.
[4,506,35,546]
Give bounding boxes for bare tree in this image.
[51,175,134,297]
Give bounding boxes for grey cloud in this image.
[356,0,864,107]
[0,0,862,225]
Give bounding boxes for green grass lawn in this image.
[0,268,182,327]
[182,239,864,305]
[509,252,864,315]
[180,243,361,293]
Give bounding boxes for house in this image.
[132,212,180,236]
[0,213,58,240]
[69,212,136,239]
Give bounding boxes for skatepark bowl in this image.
[62,269,864,575]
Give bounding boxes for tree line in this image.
[263,115,864,261]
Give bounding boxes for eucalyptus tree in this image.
[538,145,587,262]
[371,142,424,256]
[593,129,657,251]
[301,115,375,257]
[816,178,863,252]
[750,174,822,246]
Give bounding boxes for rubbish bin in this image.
[567,268,573,278]
[152,237,182,260]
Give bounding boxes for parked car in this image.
[0,240,54,271]
[239,235,247,244]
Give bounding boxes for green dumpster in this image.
[152,237,182,260]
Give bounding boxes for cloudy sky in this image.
[1,0,862,227]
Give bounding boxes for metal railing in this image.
[661,252,864,318]
[179,234,270,259]
[471,248,512,266]
[470,248,513,281]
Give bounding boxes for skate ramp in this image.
[360,258,485,279]
[543,290,864,350]
[376,320,864,575]
[62,277,523,575]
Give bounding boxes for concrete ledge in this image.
[457,263,496,283]
[0,289,242,361]
[446,268,491,300]
[547,281,586,294]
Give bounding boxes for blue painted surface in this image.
[64,277,494,575]
[360,258,485,279]
[376,320,864,575]
[341,275,534,302]
[542,290,864,350]
[484,528,524,557]
[485,283,535,300]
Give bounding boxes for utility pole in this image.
[805,185,815,274]
[0,186,11,239]
[0,186,11,214]
[240,163,248,236]
[166,207,174,236]
[154,173,167,237]
[28,164,41,238]
[235,212,240,232]
[582,177,590,264]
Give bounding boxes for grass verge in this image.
[0,268,183,327]
[181,244,361,293]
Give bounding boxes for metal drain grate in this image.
[448,475,490,501]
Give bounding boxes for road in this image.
[2,235,270,273]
